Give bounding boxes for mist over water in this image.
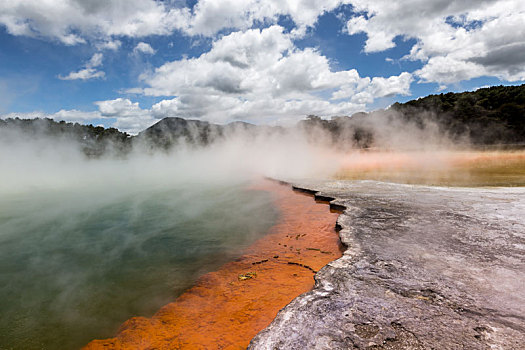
[0,122,348,349]
[0,171,280,349]
[0,132,330,349]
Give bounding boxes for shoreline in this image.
[249,179,525,349]
[84,179,343,349]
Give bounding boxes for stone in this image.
[249,180,525,350]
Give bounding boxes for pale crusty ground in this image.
[250,180,525,350]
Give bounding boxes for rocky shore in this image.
[249,180,525,349]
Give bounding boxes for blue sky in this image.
[0,0,524,133]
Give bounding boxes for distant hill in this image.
[0,118,132,157]
[391,84,525,144]
[136,117,259,150]
[137,117,216,149]
[299,84,525,147]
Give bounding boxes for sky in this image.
[0,0,524,134]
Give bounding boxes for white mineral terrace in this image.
[250,180,525,350]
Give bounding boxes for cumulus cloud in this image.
[183,0,350,36]
[95,98,159,133]
[343,0,525,84]
[58,53,105,81]
[0,0,187,45]
[3,0,524,88]
[331,72,413,103]
[136,26,412,124]
[133,42,156,55]
[150,95,362,126]
[0,0,353,45]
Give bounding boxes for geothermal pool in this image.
[2,147,523,349]
[0,182,279,349]
[85,180,342,349]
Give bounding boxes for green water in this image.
[0,183,278,349]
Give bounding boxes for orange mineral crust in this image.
[84,180,342,350]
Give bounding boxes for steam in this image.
[0,107,486,197]
[4,102,521,194]
[0,124,345,196]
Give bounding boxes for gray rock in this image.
[249,180,525,350]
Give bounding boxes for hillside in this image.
[391,84,525,144]
[136,117,254,148]
[0,118,132,156]
[298,84,525,148]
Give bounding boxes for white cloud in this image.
[0,0,188,45]
[2,0,524,90]
[331,72,413,103]
[87,53,103,68]
[95,98,159,133]
[96,98,144,118]
[151,95,364,125]
[135,26,412,124]
[370,72,414,98]
[133,42,156,55]
[343,0,525,84]
[183,0,350,37]
[0,0,352,45]
[58,53,105,81]
[58,68,105,81]
[415,57,485,85]
[97,40,122,51]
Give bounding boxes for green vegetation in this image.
[392,84,525,144]
[0,117,132,157]
[300,84,525,148]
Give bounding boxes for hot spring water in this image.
[0,182,278,349]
